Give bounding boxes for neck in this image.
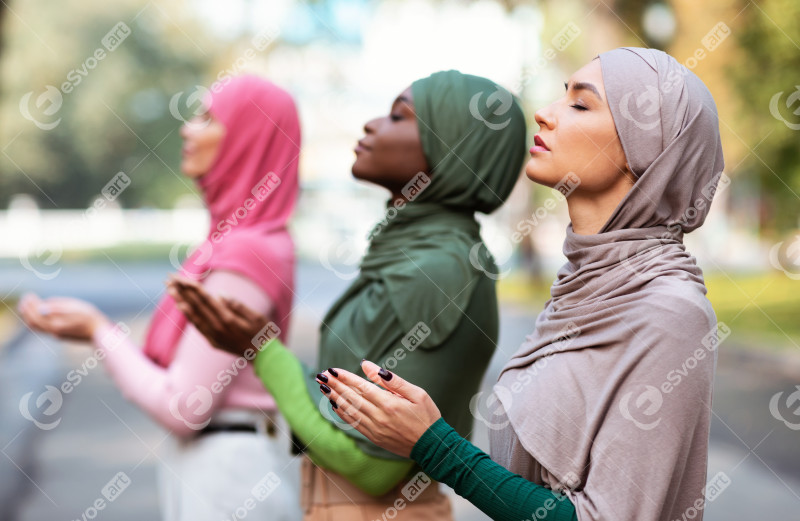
[567,177,635,235]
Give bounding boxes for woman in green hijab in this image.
[168,70,527,520]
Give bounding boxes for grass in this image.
[498,270,800,353]
[705,272,800,352]
[58,243,177,263]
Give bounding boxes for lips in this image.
[354,139,371,153]
[533,135,549,151]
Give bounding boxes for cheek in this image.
[200,130,225,162]
[376,130,417,166]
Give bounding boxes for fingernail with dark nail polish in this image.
[378,368,393,381]
[316,373,328,383]
[328,367,339,378]
[330,400,338,409]
[320,383,331,394]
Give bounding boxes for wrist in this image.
[90,315,112,338]
[410,417,448,462]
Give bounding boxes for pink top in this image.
[93,269,278,437]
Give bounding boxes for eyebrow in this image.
[393,95,413,108]
[565,81,603,102]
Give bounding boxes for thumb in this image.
[360,360,427,404]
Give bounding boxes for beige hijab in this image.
[493,47,725,520]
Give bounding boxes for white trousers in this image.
[158,416,301,521]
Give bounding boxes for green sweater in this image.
[412,418,578,521]
[255,341,578,520]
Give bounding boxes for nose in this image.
[534,102,556,131]
[363,117,380,135]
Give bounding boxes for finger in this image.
[177,283,227,332]
[360,360,429,404]
[318,368,399,417]
[217,297,265,335]
[220,297,265,323]
[167,286,200,321]
[183,283,241,327]
[168,273,200,288]
[321,381,381,440]
[167,286,222,343]
[324,389,379,441]
[19,299,47,330]
[18,293,41,312]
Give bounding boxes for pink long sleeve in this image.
[92,270,277,437]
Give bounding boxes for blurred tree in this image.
[609,0,674,49]
[0,0,233,209]
[728,0,800,234]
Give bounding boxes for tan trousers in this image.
[300,456,454,521]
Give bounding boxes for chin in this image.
[524,161,560,188]
[180,161,203,179]
[350,158,374,182]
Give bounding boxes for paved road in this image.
[1,259,799,520]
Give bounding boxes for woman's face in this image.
[526,59,632,192]
[180,112,226,179]
[351,86,430,196]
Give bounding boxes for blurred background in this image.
[1,0,799,519]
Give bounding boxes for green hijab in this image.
[313,70,527,458]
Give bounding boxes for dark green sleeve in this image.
[253,340,415,495]
[411,418,578,521]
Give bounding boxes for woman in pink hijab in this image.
[20,76,302,521]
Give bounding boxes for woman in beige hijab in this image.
[314,47,726,521]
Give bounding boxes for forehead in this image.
[394,86,414,106]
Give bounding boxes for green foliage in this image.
[706,271,800,350]
[728,0,800,233]
[0,0,223,209]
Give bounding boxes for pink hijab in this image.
[144,76,301,367]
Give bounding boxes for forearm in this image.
[412,418,577,521]
[254,340,414,495]
[93,323,204,436]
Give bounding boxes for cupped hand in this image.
[166,274,276,357]
[315,360,442,458]
[18,293,110,342]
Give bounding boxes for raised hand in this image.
[166,274,275,357]
[315,360,441,458]
[18,293,110,342]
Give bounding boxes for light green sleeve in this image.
[254,340,415,495]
